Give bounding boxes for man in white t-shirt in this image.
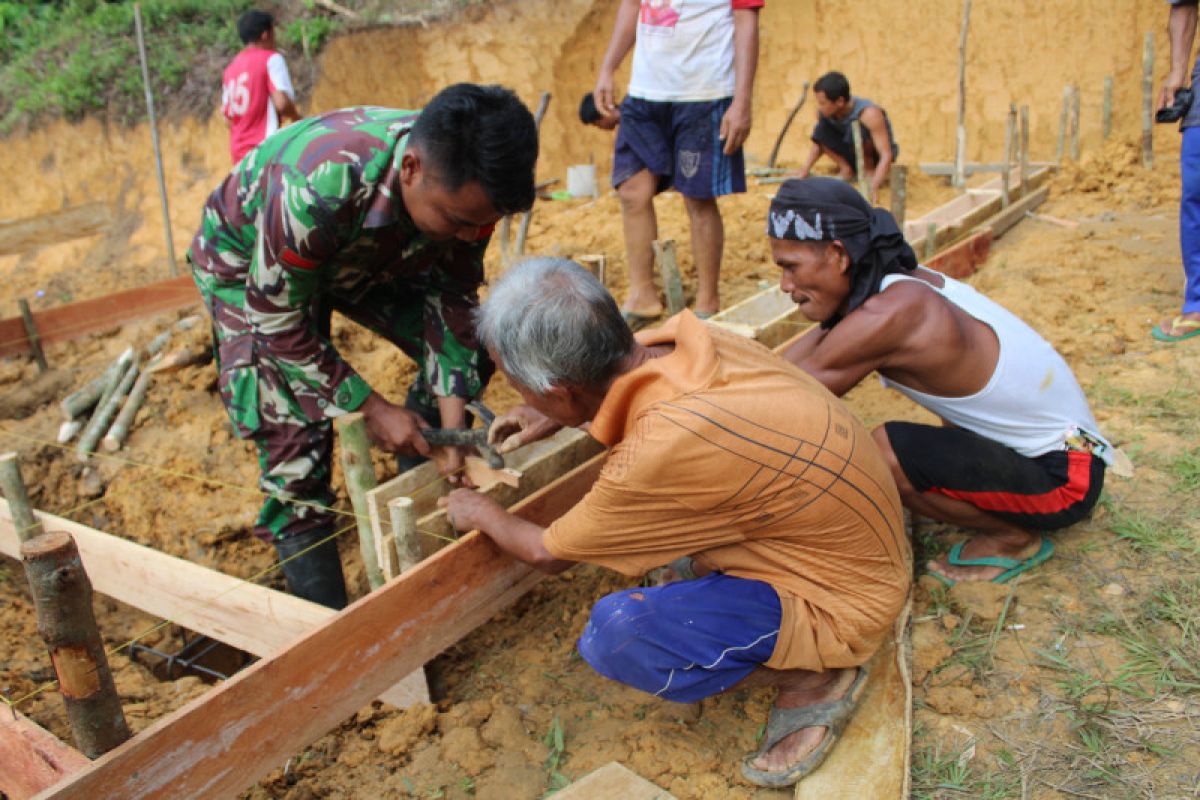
[222,10,301,164]
[593,0,763,328]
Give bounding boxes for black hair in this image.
[578,92,601,125]
[237,10,274,45]
[410,83,538,215]
[814,71,851,102]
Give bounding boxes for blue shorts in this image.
[577,573,781,703]
[611,96,747,199]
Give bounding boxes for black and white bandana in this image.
[767,177,917,328]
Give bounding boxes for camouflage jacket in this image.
[188,106,490,419]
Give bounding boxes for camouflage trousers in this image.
[191,263,491,543]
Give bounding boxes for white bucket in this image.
[566,164,597,198]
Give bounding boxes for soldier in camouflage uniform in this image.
[187,84,538,608]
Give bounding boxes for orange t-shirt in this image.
[543,312,910,671]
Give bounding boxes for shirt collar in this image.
[362,128,412,230]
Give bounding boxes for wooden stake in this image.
[851,121,870,199]
[953,0,972,188]
[386,496,422,574]
[18,298,48,374]
[497,216,512,266]
[1057,85,1070,165]
[1069,85,1081,162]
[1001,104,1016,208]
[101,371,154,452]
[924,223,938,262]
[767,82,810,168]
[889,164,908,227]
[21,531,131,758]
[1019,105,1030,196]
[77,361,139,460]
[514,91,552,260]
[63,347,134,421]
[334,412,383,590]
[133,4,177,277]
[653,240,686,315]
[0,451,44,543]
[576,254,608,288]
[1103,75,1114,140]
[1143,32,1155,169]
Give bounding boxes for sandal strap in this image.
[759,667,868,752]
[945,541,1023,570]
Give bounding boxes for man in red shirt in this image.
[222,10,301,164]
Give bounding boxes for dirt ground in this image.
[3,134,1200,799]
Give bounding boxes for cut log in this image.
[0,452,44,542]
[101,370,154,452]
[35,454,606,799]
[0,707,89,800]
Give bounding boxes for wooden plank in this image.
[0,276,200,358]
[708,287,812,350]
[925,227,993,279]
[918,161,1054,177]
[556,762,676,800]
[975,186,1048,239]
[37,453,605,799]
[0,708,90,800]
[904,166,1052,251]
[0,204,112,256]
[0,502,427,710]
[794,597,912,799]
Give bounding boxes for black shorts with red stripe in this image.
[884,421,1106,531]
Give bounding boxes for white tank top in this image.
[877,272,1106,458]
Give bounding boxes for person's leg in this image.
[682,196,722,315]
[617,168,663,316]
[1159,125,1200,336]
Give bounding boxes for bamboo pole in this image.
[889,164,908,227]
[1069,85,1081,162]
[1020,105,1030,196]
[334,412,383,590]
[1001,104,1016,208]
[1057,85,1070,164]
[387,496,423,574]
[1143,32,1155,169]
[101,371,154,452]
[767,82,810,168]
[924,223,938,262]
[63,346,134,422]
[0,452,44,543]
[953,0,972,188]
[77,361,139,459]
[1103,75,1113,140]
[18,298,48,374]
[514,91,552,260]
[851,121,870,199]
[133,4,177,277]
[653,240,686,315]
[21,530,131,758]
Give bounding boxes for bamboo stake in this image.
[1143,32,1155,169]
[18,298,48,374]
[1103,75,1113,139]
[387,496,423,574]
[953,0,972,188]
[0,452,44,543]
[1001,104,1016,208]
[101,371,154,452]
[851,121,870,199]
[21,531,131,758]
[514,91,552,260]
[1020,105,1030,196]
[1057,85,1070,164]
[889,164,908,227]
[76,361,139,460]
[767,82,810,168]
[497,216,512,266]
[57,419,83,444]
[133,4,177,277]
[653,239,686,315]
[1069,85,1081,162]
[924,223,938,262]
[334,412,383,590]
[63,346,134,422]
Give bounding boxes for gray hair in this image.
[476,257,635,394]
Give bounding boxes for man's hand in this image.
[594,70,619,118]
[720,98,752,155]
[445,488,504,533]
[1161,69,1188,111]
[487,405,562,454]
[359,393,430,457]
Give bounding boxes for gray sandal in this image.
[740,665,870,788]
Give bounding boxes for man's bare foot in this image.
[927,534,1043,583]
[747,667,858,774]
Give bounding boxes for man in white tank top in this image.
[766,178,1112,586]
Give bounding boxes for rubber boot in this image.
[274,529,348,610]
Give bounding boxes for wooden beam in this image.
[0,276,200,359]
[0,708,89,800]
[0,502,426,709]
[709,287,812,350]
[974,186,1048,239]
[918,161,1054,177]
[905,166,1052,253]
[925,228,993,279]
[36,453,605,799]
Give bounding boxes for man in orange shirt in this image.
[446,257,909,787]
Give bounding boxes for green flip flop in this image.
[620,309,661,333]
[1151,316,1200,343]
[929,537,1055,587]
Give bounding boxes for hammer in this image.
[421,401,505,469]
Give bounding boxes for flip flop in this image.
[1151,315,1200,342]
[929,537,1055,587]
[620,309,660,333]
[693,310,716,321]
[740,666,870,788]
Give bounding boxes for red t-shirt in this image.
[222,47,295,164]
